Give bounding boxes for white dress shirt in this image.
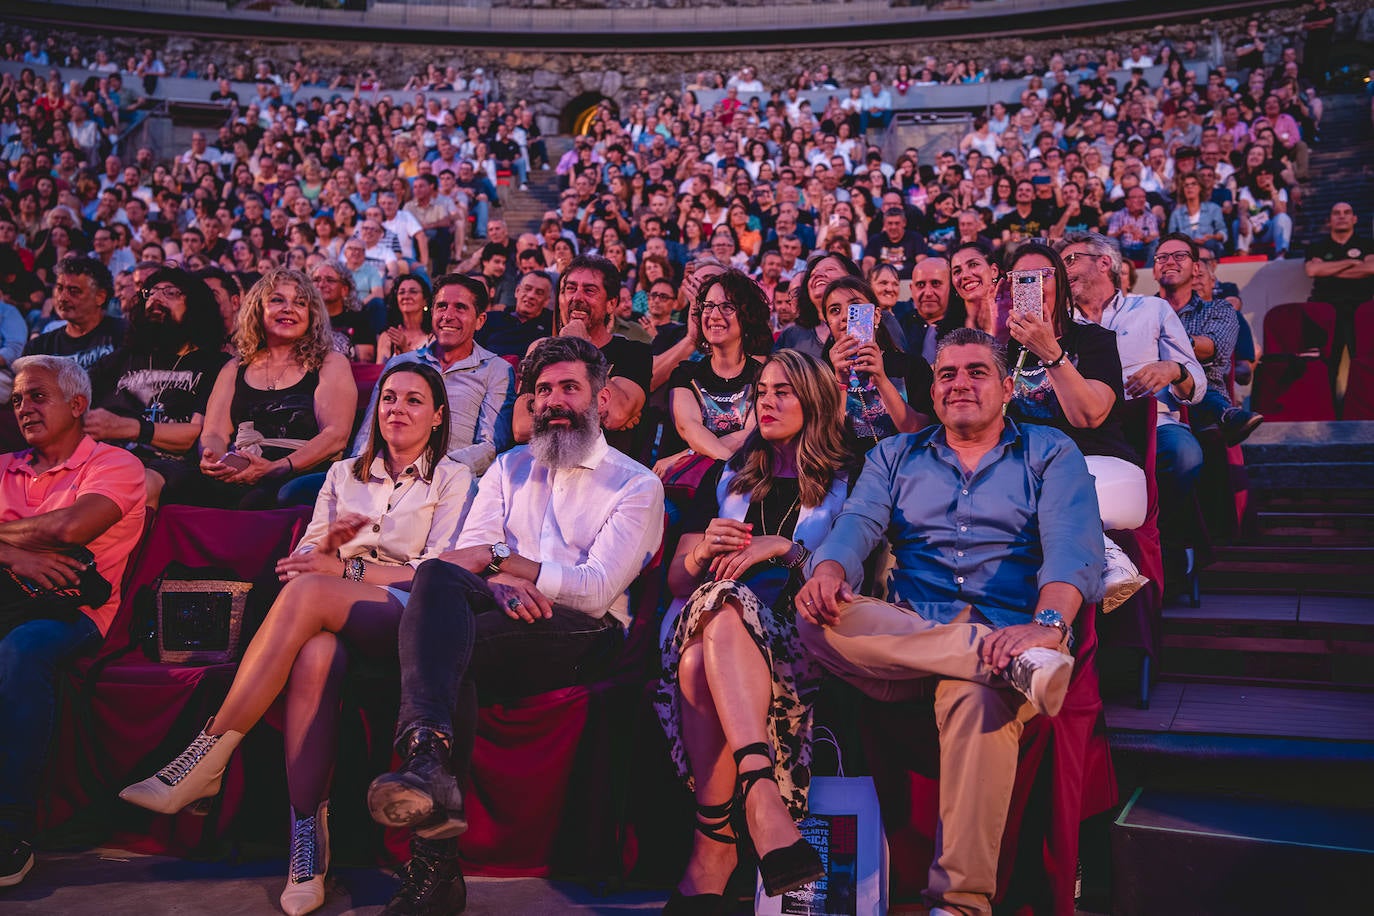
[1082,292,1206,427]
[455,434,665,627]
[295,454,475,591]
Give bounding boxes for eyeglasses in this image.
[1154,251,1195,265]
[647,292,676,301]
[144,284,185,299]
[700,301,738,316]
[1062,252,1100,267]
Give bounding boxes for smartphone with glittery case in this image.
[1009,269,1044,318]
[847,302,876,387]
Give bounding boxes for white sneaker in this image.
[519,183,529,191]
[1102,542,1149,614]
[1004,647,1074,717]
[280,800,330,916]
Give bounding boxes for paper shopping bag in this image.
[754,775,889,916]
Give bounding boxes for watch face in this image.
[1035,609,1064,626]
[492,542,511,560]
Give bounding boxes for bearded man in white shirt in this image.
[365,334,664,915]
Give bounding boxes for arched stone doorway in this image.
[561,92,619,136]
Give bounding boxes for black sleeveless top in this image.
[230,362,322,462]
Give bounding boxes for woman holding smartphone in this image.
[1003,242,1148,611]
[821,276,932,443]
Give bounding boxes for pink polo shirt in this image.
[0,436,146,636]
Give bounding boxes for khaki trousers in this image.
[797,598,1039,916]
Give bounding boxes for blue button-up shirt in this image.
[808,419,1104,629]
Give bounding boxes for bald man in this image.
[894,257,953,365]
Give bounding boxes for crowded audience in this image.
[0,7,1346,912]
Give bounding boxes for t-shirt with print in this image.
[825,344,934,443]
[1006,321,1138,465]
[1306,234,1374,309]
[89,345,229,463]
[23,315,127,371]
[661,356,763,457]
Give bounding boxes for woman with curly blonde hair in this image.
[169,268,357,508]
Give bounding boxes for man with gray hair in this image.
[364,334,663,914]
[1060,231,1205,553]
[797,327,1104,916]
[0,355,146,888]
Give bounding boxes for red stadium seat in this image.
[1340,300,1374,419]
[1252,302,1337,421]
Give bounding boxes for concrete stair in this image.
[497,165,561,238]
[1293,92,1374,252]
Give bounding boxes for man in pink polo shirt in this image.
[0,355,145,888]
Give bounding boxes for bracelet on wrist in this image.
[137,418,156,445]
[1042,349,1069,369]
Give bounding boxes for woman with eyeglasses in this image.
[1002,242,1148,612]
[653,268,774,479]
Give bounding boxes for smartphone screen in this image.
[1009,270,1044,318]
[220,452,251,471]
[846,302,876,387]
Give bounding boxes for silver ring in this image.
[805,599,815,606]
[506,597,521,610]
[714,535,721,544]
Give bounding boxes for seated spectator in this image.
[357,274,514,478]
[639,277,687,350]
[85,268,230,507]
[376,275,434,364]
[1167,173,1228,259]
[340,238,386,323]
[404,174,462,276]
[310,261,376,363]
[777,252,861,361]
[120,362,473,916]
[656,349,858,908]
[512,256,651,458]
[1106,186,1161,265]
[0,356,145,889]
[477,270,554,359]
[862,207,928,280]
[172,268,356,509]
[363,336,664,913]
[1235,161,1292,259]
[653,268,772,477]
[23,255,126,371]
[951,241,1003,338]
[821,276,933,442]
[1151,235,1258,445]
[1005,242,1149,611]
[796,327,1103,916]
[1061,233,1205,554]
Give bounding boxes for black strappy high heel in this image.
[662,798,735,916]
[733,741,824,897]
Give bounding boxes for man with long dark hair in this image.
[83,267,230,506]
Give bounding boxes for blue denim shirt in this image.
[808,419,1104,629]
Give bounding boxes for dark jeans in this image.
[1156,422,1205,548]
[1188,387,1234,430]
[395,559,623,781]
[0,600,101,837]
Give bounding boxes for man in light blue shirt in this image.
[797,327,1103,916]
[858,71,894,133]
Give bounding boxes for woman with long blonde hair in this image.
[655,349,858,912]
[171,268,356,507]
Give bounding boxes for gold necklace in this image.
[759,490,801,538]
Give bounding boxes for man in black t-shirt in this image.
[512,256,651,460]
[24,255,126,371]
[1304,201,1374,373]
[478,271,554,358]
[862,207,929,280]
[85,267,229,505]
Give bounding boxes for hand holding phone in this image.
[1009,270,1044,319]
[220,452,251,472]
[846,301,876,387]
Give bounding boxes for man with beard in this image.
[23,256,126,371]
[365,335,663,915]
[355,274,514,477]
[512,255,651,458]
[84,267,230,507]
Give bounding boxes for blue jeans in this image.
[1155,421,1205,545]
[394,560,623,780]
[1188,388,1234,430]
[470,198,490,238]
[0,606,101,837]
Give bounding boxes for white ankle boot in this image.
[1102,538,1149,614]
[118,719,244,815]
[280,800,330,916]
